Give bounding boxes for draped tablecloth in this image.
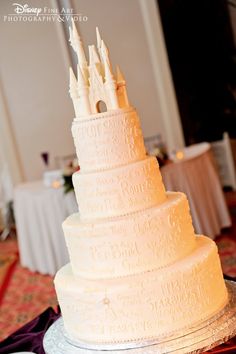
[161,143,231,239]
[14,181,77,275]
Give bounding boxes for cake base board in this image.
[43,280,236,354]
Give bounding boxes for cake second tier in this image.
[73,156,166,220]
[71,107,146,172]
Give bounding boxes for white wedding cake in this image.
[54,21,228,346]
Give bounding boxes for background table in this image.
[161,143,232,239]
[14,181,77,275]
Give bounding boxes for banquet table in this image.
[14,181,77,275]
[161,142,231,239]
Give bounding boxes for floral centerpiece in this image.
[63,158,80,194]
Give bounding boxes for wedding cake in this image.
[54,21,228,346]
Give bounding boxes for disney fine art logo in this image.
[13,3,42,16]
[4,3,88,22]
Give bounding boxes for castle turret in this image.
[88,45,104,113]
[89,45,100,66]
[96,27,102,58]
[69,19,88,83]
[116,66,129,108]
[77,64,91,116]
[101,40,119,109]
[69,67,77,100]
[69,67,80,117]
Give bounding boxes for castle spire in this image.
[77,64,91,115]
[89,45,100,66]
[69,18,88,76]
[100,40,110,66]
[103,57,114,82]
[69,67,77,99]
[69,67,80,117]
[101,40,113,76]
[100,41,118,109]
[96,27,102,56]
[116,66,129,108]
[116,66,125,84]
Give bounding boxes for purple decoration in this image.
[0,307,61,354]
[41,152,49,166]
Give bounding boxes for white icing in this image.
[73,156,166,220]
[55,25,228,348]
[69,22,130,118]
[71,108,146,172]
[54,236,228,344]
[63,192,196,278]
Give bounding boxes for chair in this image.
[211,132,236,190]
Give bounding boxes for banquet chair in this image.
[211,132,236,190]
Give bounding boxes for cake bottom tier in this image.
[54,236,228,344]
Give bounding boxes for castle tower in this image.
[96,27,102,58]
[69,67,80,117]
[88,45,105,114]
[69,19,88,82]
[116,66,129,108]
[100,40,119,110]
[68,21,131,118]
[77,64,91,115]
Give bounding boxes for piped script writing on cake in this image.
[54,20,228,345]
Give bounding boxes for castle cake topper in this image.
[69,19,130,117]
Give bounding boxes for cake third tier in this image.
[73,155,166,220]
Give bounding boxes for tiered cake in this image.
[54,22,228,345]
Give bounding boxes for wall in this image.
[0,0,74,181]
[0,0,183,183]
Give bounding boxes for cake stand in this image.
[43,280,236,354]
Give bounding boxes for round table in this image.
[14,181,77,275]
[161,143,232,239]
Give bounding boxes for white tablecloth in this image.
[14,181,77,275]
[161,143,231,239]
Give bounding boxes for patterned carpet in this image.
[215,192,236,278]
[0,191,235,342]
[0,246,18,306]
[0,237,57,341]
[216,236,236,278]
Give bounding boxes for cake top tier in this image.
[69,19,130,118]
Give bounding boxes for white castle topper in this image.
[69,19,130,118]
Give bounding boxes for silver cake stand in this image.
[43,280,236,354]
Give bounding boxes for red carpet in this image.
[0,237,57,341]
[0,239,18,306]
[0,253,18,306]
